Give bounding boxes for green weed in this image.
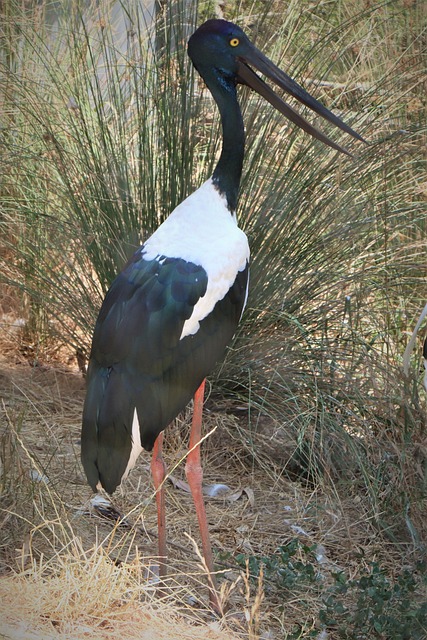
[320,561,427,639]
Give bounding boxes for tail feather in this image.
[81,364,134,494]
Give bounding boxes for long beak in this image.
[236,45,366,155]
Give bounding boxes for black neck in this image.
[204,71,245,212]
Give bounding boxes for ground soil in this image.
[0,325,424,639]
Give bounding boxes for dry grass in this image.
[0,350,244,639]
[0,557,240,639]
[1,326,424,638]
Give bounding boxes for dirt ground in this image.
[0,324,425,638]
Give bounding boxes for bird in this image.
[81,18,364,611]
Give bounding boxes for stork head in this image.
[188,19,366,155]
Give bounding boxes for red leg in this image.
[185,379,220,612]
[151,431,167,579]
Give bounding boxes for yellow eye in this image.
[229,37,240,47]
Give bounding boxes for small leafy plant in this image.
[319,561,427,639]
[234,538,319,595]
[230,544,426,639]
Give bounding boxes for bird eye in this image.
[229,37,240,47]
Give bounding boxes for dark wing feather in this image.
[81,247,249,494]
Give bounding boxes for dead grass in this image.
[2,335,424,639]
[1,288,426,638]
[0,551,241,640]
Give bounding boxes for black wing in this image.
[81,248,249,494]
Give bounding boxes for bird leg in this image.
[185,379,220,612]
[150,431,167,581]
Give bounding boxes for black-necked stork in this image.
[81,19,364,610]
